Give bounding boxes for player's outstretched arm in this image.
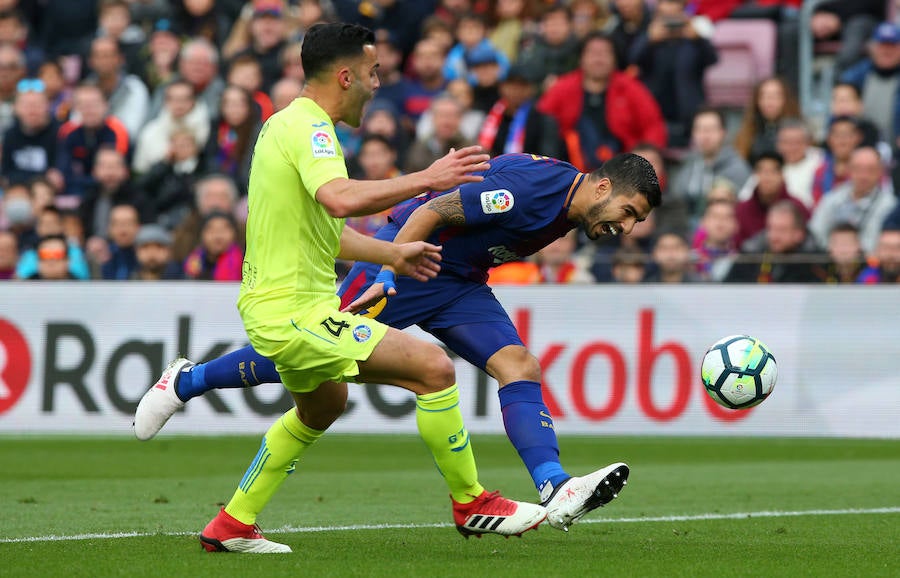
[315,147,489,218]
[338,227,442,281]
[341,192,466,315]
[340,237,446,314]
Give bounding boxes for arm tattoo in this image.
[425,191,466,226]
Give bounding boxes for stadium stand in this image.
[704,19,776,109]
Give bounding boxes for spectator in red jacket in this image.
[537,31,666,172]
[689,0,744,22]
[55,82,130,198]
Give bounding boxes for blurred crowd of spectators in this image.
[1,0,899,284]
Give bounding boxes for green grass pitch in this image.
[1,434,898,577]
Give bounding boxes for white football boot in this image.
[133,357,193,440]
[541,462,630,530]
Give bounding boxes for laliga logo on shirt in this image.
[312,131,331,148]
[0,319,31,415]
[311,130,336,158]
[480,189,515,214]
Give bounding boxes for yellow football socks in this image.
[224,408,323,525]
[416,384,484,503]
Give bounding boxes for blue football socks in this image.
[175,346,281,402]
[498,380,569,495]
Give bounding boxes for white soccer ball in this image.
[701,335,777,409]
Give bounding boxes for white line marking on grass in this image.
[276,507,900,533]
[582,507,900,524]
[2,507,898,544]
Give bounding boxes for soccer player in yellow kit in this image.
[191,23,547,553]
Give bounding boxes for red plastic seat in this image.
[704,19,777,108]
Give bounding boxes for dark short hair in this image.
[769,200,806,229]
[692,105,726,130]
[99,0,130,12]
[110,202,139,216]
[589,153,662,208]
[40,205,61,219]
[579,31,615,61]
[829,221,859,235]
[28,174,55,191]
[457,13,487,27]
[301,23,376,81]
[360,133,393,150]
[541,4,572,19]
[37,233,67,247]
[829,115,860,130]
[0,10,24,23]
[201,210,238,232]
[229,54,262,74]
[613,246,647,266]
[752,150,784,169]
[654,230,689,248]
[91,35,121,55]
[833,81,861,99]
[38,59,64,75]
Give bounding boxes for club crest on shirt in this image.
[352,324,373,343]
[311,130,336,157]
[480,189,514,214]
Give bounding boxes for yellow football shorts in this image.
[244,300,389,393]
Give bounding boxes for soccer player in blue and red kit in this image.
[135,152,661,531]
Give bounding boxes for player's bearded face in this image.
[345,79,368,126]
[344,47,380,127]
[584,191,649,240]
[583,196,612,240]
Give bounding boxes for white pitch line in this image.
[2,507,898,545]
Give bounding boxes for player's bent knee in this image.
[295,400,345,430]
[518,353,543,382]
[419,346,456,393]
[489,346,542,385]
[292,385,348,431]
